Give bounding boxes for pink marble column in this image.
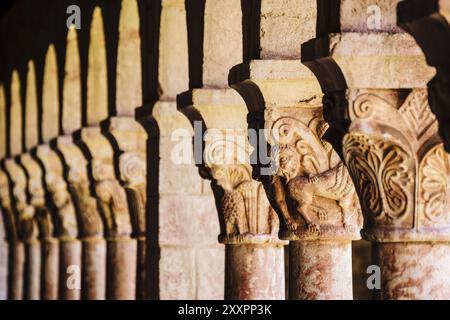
[9,241,24,300]
[374,242,450,300]
[59,240,82,300]
[41,239,59,300]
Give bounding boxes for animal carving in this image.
[286,162,358,233]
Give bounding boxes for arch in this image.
[116,0,142,116]
[42,44,59,143]
[25,61,38,150]
[87,7,108,126]
[0,84,5,159]
[63,26,82,134]
[10,70,22,156]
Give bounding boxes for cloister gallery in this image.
[0,0,449,301]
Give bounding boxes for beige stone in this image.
[42,45,59,143]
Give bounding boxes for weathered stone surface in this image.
[159,195,219,246]
[9,242,25,300]
[106,239,137,300]
[0,240,7,300]
[24,241,41,300]
[225,244,285,300]
[41,240,59,300]
[159,0,189,99]
[374,242,450,299]
[260,0,316,59]
[81,239,106,300]
[289,240,353,300]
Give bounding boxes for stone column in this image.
[228,0,362,299]
[302,0,448,299]
[398,0,450,152]
[178,0,287,299]
[35,145,81,300]
[108,0,147,299]
[57,137,106,300]
[78,128,137,300]
[136,0,224,300]
[0,205,8,300]
[20,154,49,301]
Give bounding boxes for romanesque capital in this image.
[107,117,147,237]
[19,153,54,241]
[342,88,450,242]
[79,127,132,239]
[56,136,104,238]
[35,145,78,240]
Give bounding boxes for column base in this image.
[289,240,353,300]
[225,244,285,300]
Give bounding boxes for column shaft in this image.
[289,240,352,300]
[225,244,285,300]
[0,239,8,299]
[107,238,137,300]
[59,240,82,300]
[374,242,450,299]
[41,239,59,300]
[24,241,41,300]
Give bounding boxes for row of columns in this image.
[0,0,450,300]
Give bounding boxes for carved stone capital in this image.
[80,127,132,238]
[204,130,283,245]
[36,145,78,240]
[342,88,450,242]
[398,0,450,152]
[178,89,286,245]
[56,136,104,238]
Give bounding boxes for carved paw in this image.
[286,220,298,231]
[316,209,328,221]
[308,175,319,184]
[308,223,320,234]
